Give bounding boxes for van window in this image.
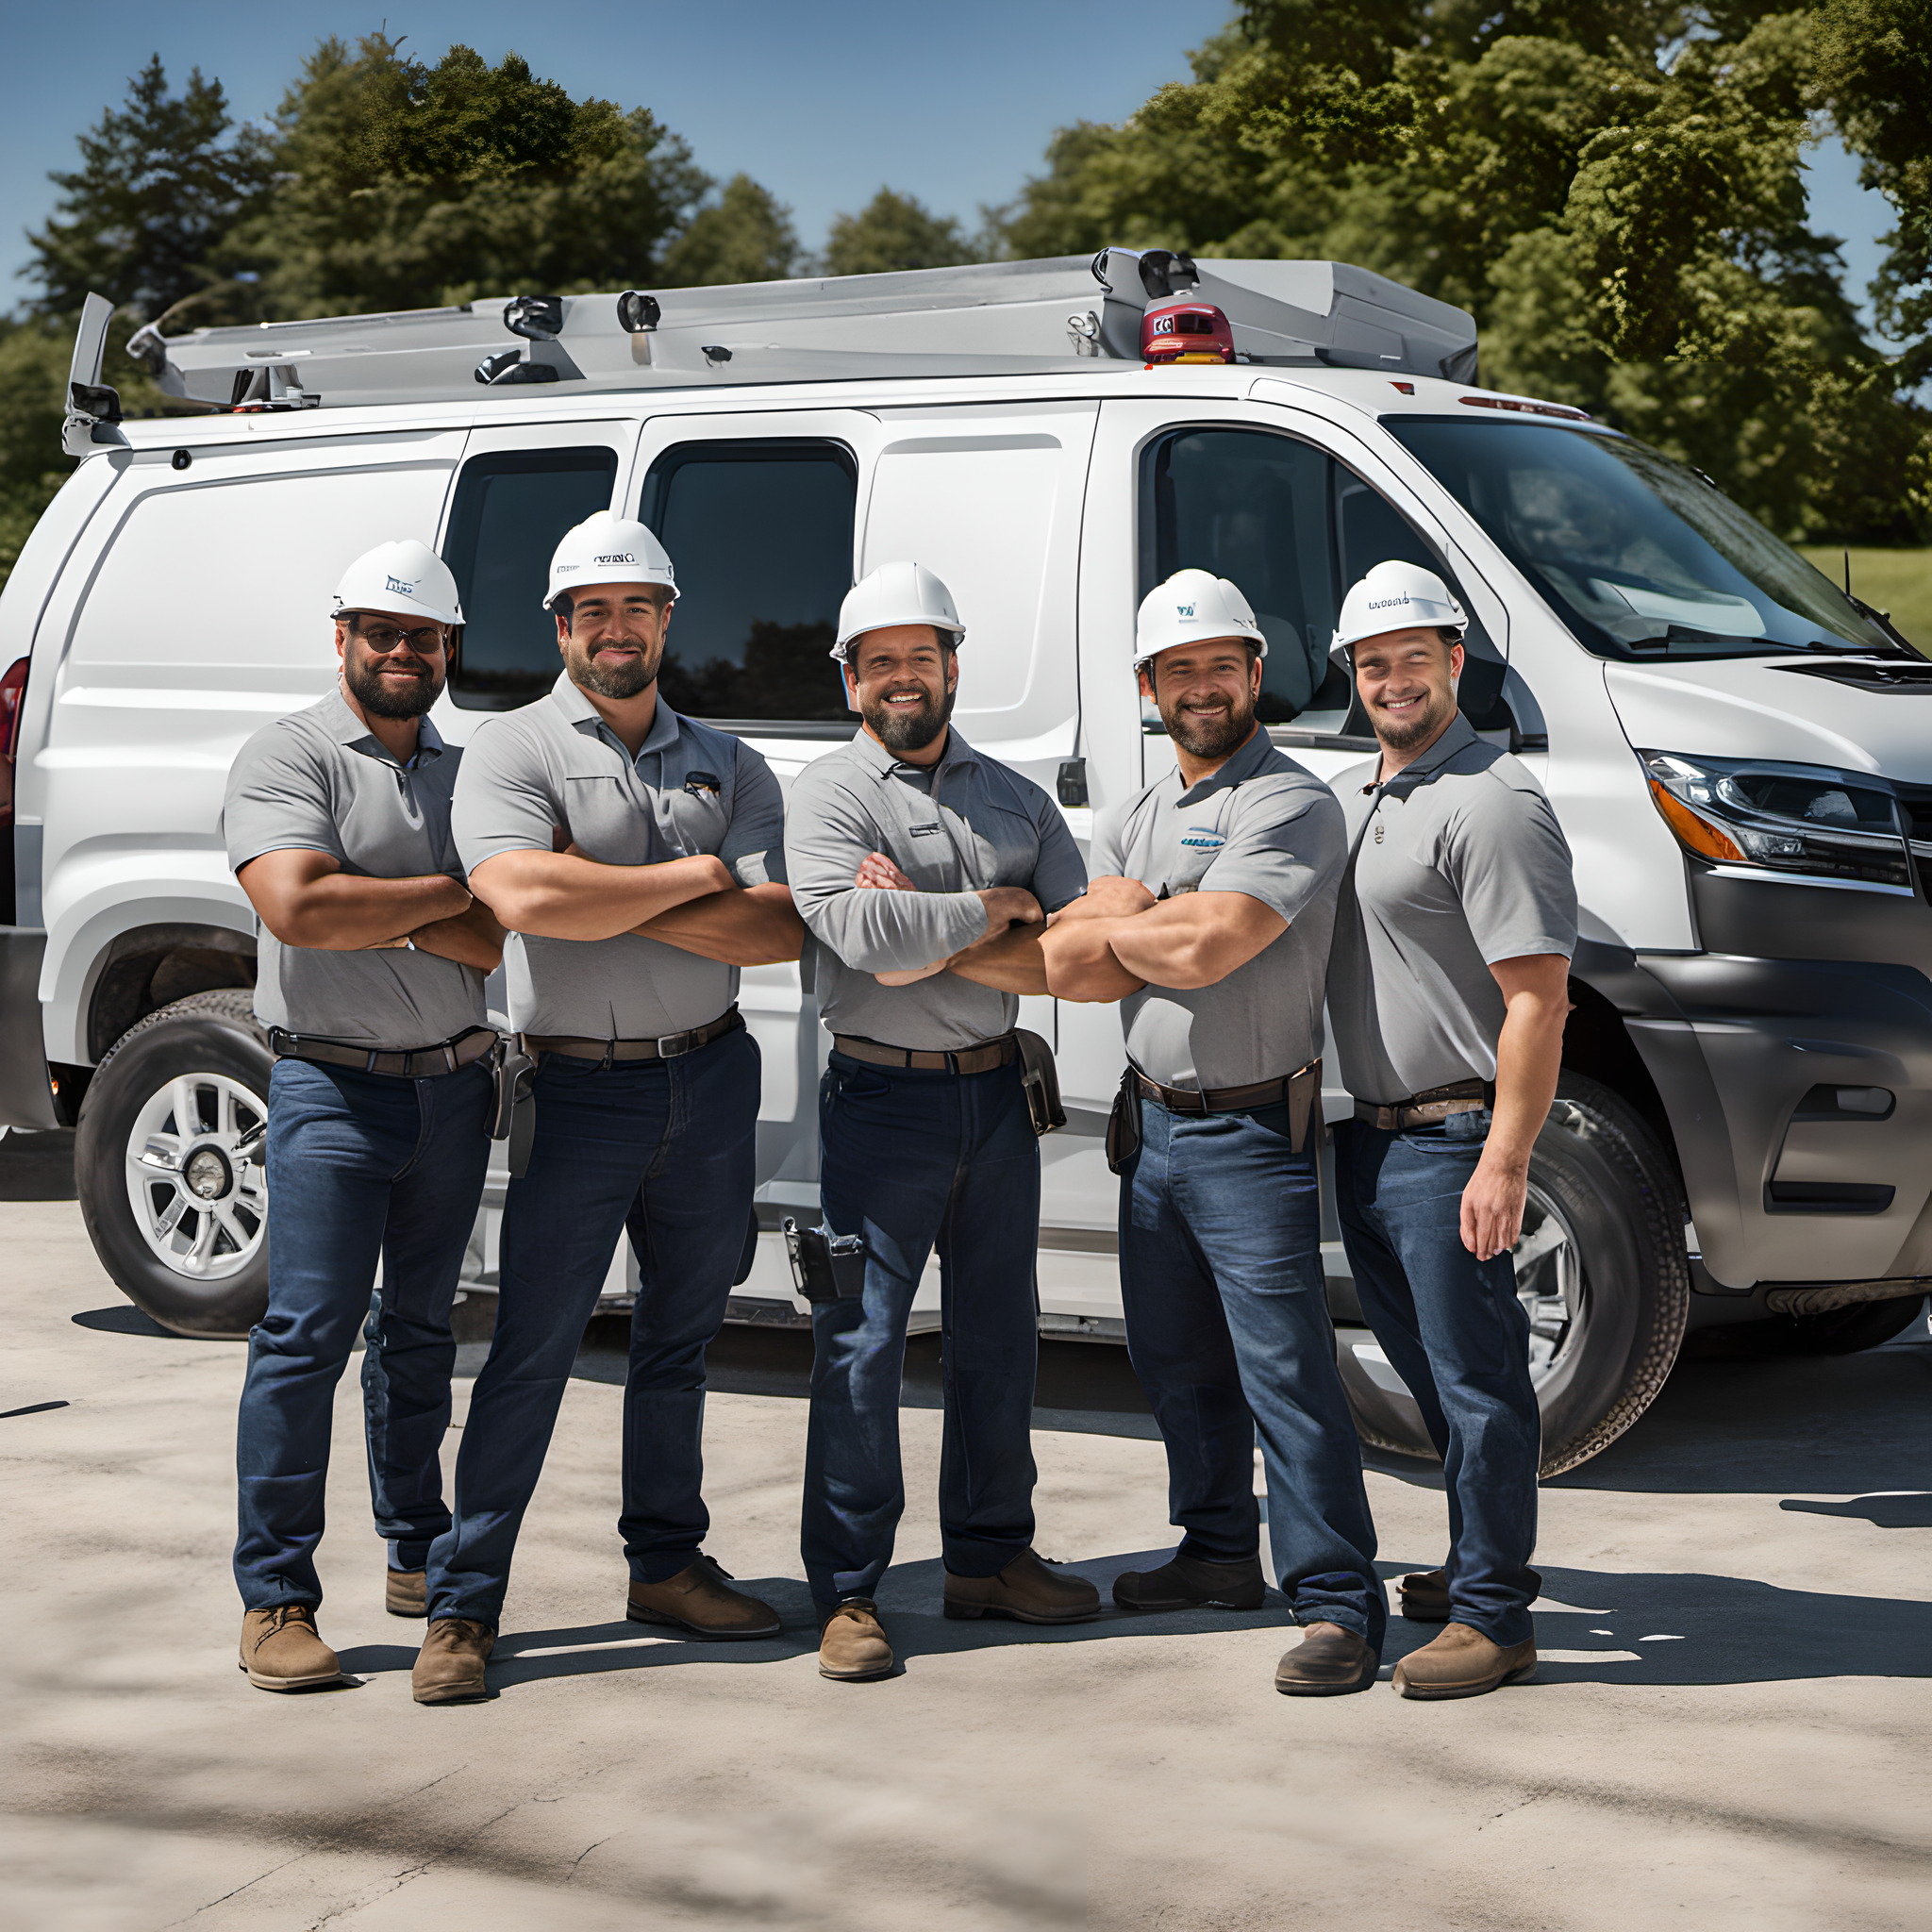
[444,447,619,709]
[638,440,858,724]
[1140,425,1504,733]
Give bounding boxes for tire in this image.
[1335,1072,1691,1477]
[75,991,273,1338]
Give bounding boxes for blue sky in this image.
[0,0,1903,343]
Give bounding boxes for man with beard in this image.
[784,561,1099,1683]
[1041,569,1386,1697]
[420,512,802,1703]
[223,539,506,1690]
[1325,561,1574,1701]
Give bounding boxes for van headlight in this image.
[1640,752,1912,889]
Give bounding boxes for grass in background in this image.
[1797,547,1932,653]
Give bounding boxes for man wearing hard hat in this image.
[1325,560,1574,1701]
[417,512,803,1703]
[784,560,1100,1683]
[224,540,506,1691]
[1041,568,1386,1696]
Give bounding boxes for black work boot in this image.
[1112,1550,1267,1613]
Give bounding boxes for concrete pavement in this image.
[2,1149,1929,1928]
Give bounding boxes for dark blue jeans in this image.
[233,1057,492,1611]
[427,1025,759,1625]
[1118,1096,1384,1652]
[803,1051,1041,1608]
[1335,1111,1541,1647]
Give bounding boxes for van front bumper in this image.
[0,926,58,1130]
[1598,946,1932,1291]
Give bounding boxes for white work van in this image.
[4,253,1927,1474]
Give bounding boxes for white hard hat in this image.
[543,511,678,610]
[832,561,966,661]
[1333,559,1467,653]
[1134,569,1267,669]
[331,539,463,626]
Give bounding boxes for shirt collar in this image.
[1173,724,1274,807]
[848,722,979,784]
[547,670,684,763]
[1372,712,1480,795]
[320,685,445,768]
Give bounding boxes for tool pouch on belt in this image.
[1015,1029,1066,1137]
[490,1041,538,1180]
[1105,1064,1141,1174]
[1285,1058,1321,1156]
[781,1217,867,1304]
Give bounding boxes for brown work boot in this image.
[386,1568,427,1619]
[1398,1567,1450,1623]
[1393,1622,1537,1700]
[412,1617,495,1704]
[239,1605,341,1690]
[1112,1550,1266,1613]
[625,1556,781,1640]
[1274,1621,1378,1696]
[943,1548,1102,1624]
[818,1599,893,1681]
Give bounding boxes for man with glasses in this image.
[225,539,506,1691]
[419,511,802,1703]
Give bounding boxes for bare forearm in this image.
[946,924,1050,995]
[472,851,729,941]
[409,898,507,972]
[1484,999,1569,1170]
[1105,896,1285,990]
[1041,920,1146,1002]
[632,884,804,965]
[245,867,469,951]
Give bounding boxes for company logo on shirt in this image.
[1179,826,1224,850]
[908,823,943,837]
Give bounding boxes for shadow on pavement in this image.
[341,1550,1932,1692]
[72,1305,181,1338]
[1780,1491,1932,1529]
[0,1127,75,1202]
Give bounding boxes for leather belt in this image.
[1136,1058,1319,1116]
[833,1031,1018,1076]
[268,1024,499,1079]
[1354,1078,1494,1132]
[523,1006,742,1065]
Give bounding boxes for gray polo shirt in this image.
[222,689,487,1050]
[787,725,1087,1052]
[452,673,785,1039]
[1327,713,1577,1106]
[1091,727,1345,1091]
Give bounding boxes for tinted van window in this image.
[444,447,618,709]
[639,441,858,724]
[1141,425,1507,733]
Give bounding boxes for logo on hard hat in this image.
[1176,602,1195,619]
[1368,596,1414,611]
[593,552,637,566]
[385,575,417,596]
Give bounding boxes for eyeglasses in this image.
[350,620,448,656]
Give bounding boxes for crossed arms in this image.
[238,850,507,972]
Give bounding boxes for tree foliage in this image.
[660,175,802,286]
[996,1,1932,542]
[823,189,982,277]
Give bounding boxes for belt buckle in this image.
[656,1027,698,1058]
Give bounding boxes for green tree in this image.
[1814,0,1932,381]
[225,37,712,315]
[823,189,979,276]
[23,55,274,325]
[997,1,1931,542]
[659,174,801,285]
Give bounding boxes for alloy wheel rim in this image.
[122,1072,268,1280]
[1512,1178,1583,1385]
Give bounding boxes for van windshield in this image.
[1384,417,1914,662]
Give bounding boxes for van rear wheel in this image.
[1335,1072,1691,1477]
[75,991,274,1338]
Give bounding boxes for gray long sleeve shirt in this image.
[785,725,1087,1052]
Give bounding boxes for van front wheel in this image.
[1335,1072,1691,1477]
[75,991,274,1338]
